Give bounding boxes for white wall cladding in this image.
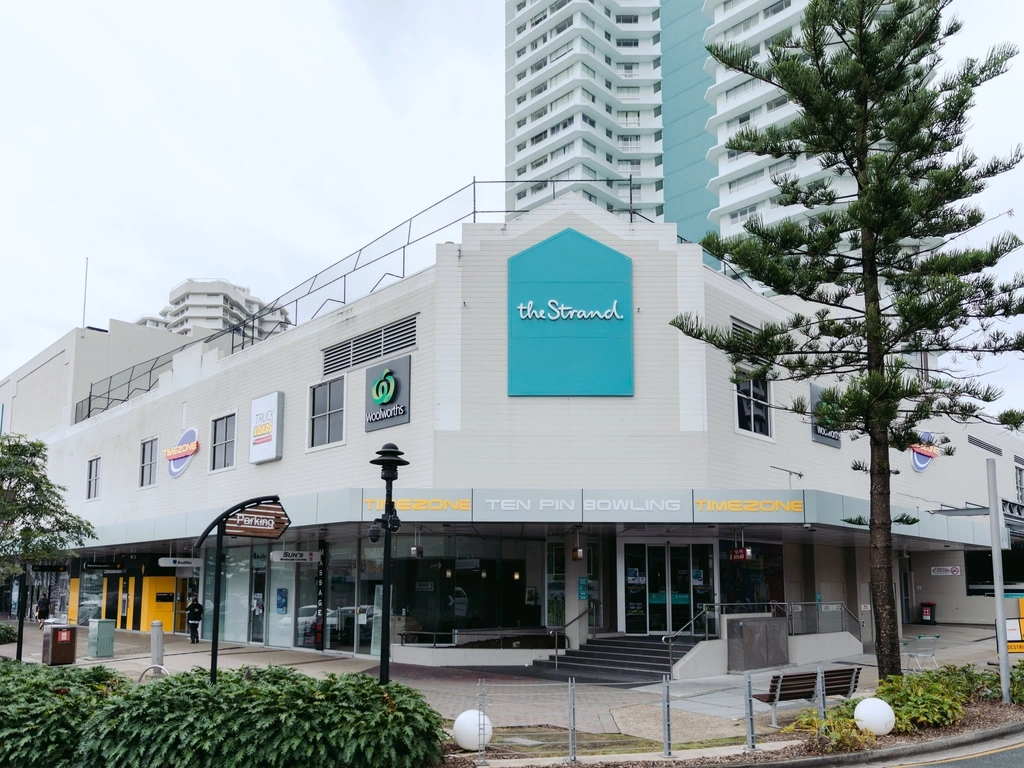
[45,271,437,538]
[34,196,1024,560]
[434,196,711,488]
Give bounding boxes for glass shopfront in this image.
[622,542,716,635]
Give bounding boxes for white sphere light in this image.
[854,697,895,736]
[452,710,493,751]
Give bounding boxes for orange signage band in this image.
[164,441,199,461]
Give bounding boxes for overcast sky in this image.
[2,1,1023,411]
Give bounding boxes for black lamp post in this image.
[368,442,408,685]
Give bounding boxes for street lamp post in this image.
[369,443,408,685]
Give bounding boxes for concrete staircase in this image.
[530,634,705,682]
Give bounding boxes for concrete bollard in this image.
[151,621,164,669]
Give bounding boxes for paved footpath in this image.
[1,620,1019,759]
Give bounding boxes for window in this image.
[86,458,100,500]
[517,141,527,152]
[531,129,549,145]
[726,78,758,100]
[616,38,639,48]
[582,138,597,153]
[730,203,760,223]
[582,191,598,203]
[516,94,527,106]
[737,378,771,436]
[764,0,792,19]
[531,180,549,193]
[582,88,596,103]
[724,14,759,41]
[655,178,664,192]
[310,378,345,448]
[517,117,527,129]
[550,115,574,135]
[550,41,573,61]
[582,164,598,179]
[530,57,548,74]
[582,63,596,78]
[766,95,790,113]
[726,108,758,131]
[769,157,796,176]
[550,140,574,159]
[727,148,750,163]
[517,189,528,200]
[530,81,548,98]
[531,156,548,170]
[211,414,236,470]
[530,105,548,121]
[140,439,157,487]
[554,16,572,35]
[1017,467,1024,503]
[615,14,638,23]
[517,47,526,58]
[729,169,763,192]
[655,204,665,216]
[531,33,548,51]
[581,113,596,127]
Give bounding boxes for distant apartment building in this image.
[134,278,290,340]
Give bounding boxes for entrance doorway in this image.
[623,543,715,635]
[174,573,199,634]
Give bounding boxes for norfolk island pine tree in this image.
[670,0,1024,678]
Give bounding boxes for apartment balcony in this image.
[617,118,641,127]
[618,143,642,153]
[617,70,641,79]
[617,94,642,103]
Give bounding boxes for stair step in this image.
[532,659,669,679]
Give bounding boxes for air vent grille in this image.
[323,315,417,376]
[967,434,1003,456]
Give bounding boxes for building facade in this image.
[20,199,1024,659]
[134,278,290,341]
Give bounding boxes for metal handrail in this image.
[549,600,601,669]
[398,628,550,648]
[841,605,863,641]
[660,608,710,677]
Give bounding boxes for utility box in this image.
[87,618,115,658]
[727,616,789,671]
[920,602,937,625]
[42,625,77,666]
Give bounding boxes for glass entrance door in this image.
[623,543,715,634]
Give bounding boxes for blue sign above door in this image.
[507,229,633,396]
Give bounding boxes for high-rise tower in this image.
[505,1,667,221]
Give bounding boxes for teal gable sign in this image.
[508,229,633,396]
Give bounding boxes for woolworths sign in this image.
[365,356,411,432]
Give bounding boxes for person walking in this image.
[35,594,50,630]
[186,596,204,644]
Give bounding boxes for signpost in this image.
[195,495,290,683]
[32,564,68,573]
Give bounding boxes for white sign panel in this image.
[930,566,961,576]
[270,551,321,563]
[582,490,692,523]
[1007,618,1022,643]
[158,557,200,568]
[361,489,473,522]
[249,392,284,464]
[472,489,581,523]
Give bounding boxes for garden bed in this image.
[444,663,1024,768]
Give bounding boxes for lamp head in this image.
[369,443,409,481]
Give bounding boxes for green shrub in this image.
[75,667,444,768]
[929,664,1001,703]
[0,660,128,768]
[784,703,874,754]
[876,672,965,732]
[0,623,17,644]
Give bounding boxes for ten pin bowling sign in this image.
[223,501,290,539]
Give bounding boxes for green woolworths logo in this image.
[371,369,396,405]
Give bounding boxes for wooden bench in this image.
[753,667,861,727]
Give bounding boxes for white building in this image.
[16,199,1024,674]
[135,278,290,341]
[505,0,666,221]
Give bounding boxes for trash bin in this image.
[42,625,77,666]
[87,618,115,658]
[920,601,937,625]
